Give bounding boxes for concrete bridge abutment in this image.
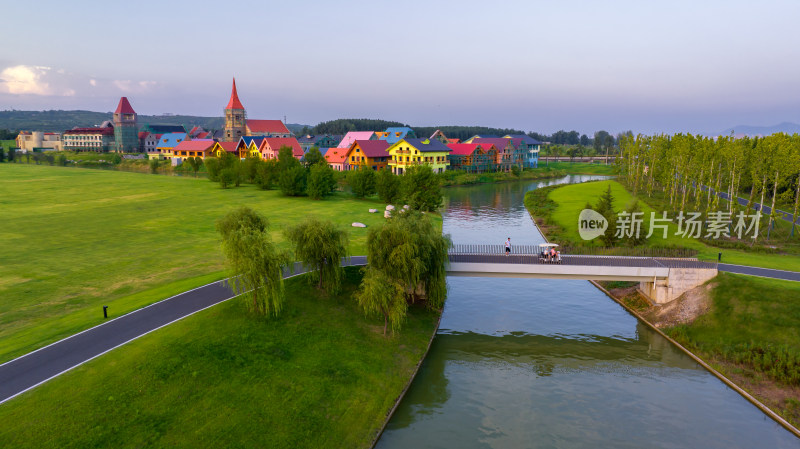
[639,268,718,305]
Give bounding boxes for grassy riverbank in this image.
[0,164,400,363]
[540,161,617,175]
[0,267,441,448]
[439,166,567,187]
[524,179,800,271]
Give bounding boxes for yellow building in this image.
[344,140,391,171]
[210,141,238,158]
[236,136,264,159]
[386,138,451,175]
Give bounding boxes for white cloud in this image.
[89,79,97,87]
[0,65,52,95]
[114,79,157,93]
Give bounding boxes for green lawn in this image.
[543,161,617,175]
[0,267,440,448]
[0,164,406,363]
[537,180,800,271]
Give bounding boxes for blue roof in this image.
[240,136,265,147]
[318,147,330,156]
[382,127,417,144]
[402,138,451,153]
[156,133,187,149]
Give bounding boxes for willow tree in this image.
[363,210,451,310]
[284,217,348,294]
[217,207,289,316]
[355,268,407,336]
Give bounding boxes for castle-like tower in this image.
[224,78,247,142]
[113,97,139,153]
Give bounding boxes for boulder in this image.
[352,222,367,228]
[369,209,378,213]
[384,210,392,218]
[386,205,395,211]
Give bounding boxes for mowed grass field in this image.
[545,180,800,271]
[0,164,398,363]
[0,268,441,448]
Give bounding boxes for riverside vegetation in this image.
[525,178,800,428]
[0,267,440,448]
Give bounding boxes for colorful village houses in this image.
[381,127,417,144]
[298,135,339,152]
[258,137,304,160]
[223,78,292,141]
[343,140,391,171]
[386,138,451,175]
[236,136,265,159]
[337,131,376,149]
[171,139,216,162]
[502,134,541,168]
[152,132,187,160]
[446,143,498,173]
[210,141,238,158]
[471,137,522,171]
[324,147,348,171]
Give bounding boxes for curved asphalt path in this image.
[0,257,367,405]
[1,254,798,405]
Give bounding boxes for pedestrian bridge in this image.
[446,245,718,304]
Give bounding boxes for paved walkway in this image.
[0,257,367,405]
[718,263,800,282]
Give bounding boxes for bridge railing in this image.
[449,244,698,259]
[447,253,718,269]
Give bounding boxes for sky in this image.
[1,0,799,136]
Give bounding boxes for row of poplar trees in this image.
[618,133,800,242]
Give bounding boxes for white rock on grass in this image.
[386,205,395,211]
[369,209,377,213]
[384,211,392,218]
[352,222,367,228]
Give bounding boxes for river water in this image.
[376,175,798,448]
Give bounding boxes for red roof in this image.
[447,138,461,144]
[64,126,114,136]
[215,142,238,153]
[115,97,136,114]
[447,143,483,156]
[247,119,289,134]
[138,131,149,139]
[226,78,245,110]
[324,147,348,164]
[173,140,215,153]
[352,140,390,158]
[262,137,303,158]
[196,132,210,139]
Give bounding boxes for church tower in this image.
[113,97,138,152]
[224,78,247,142]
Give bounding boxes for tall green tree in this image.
[348,165,376,198]
[355,268,407,336]
[149,157,160,174]
[256,159,278,190]
[304,147,324,167]
[376,167,401,204]
[284,217,349,293]
[216,207,289,316]
[204,157,220,181]
[364,211,451,309]
[279,165,307,196]
[401,165,442,212]
[307,162,337,200]
[595,185,619,247]
[0,147,5,163]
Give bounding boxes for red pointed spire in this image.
[226,77,245,110]
[115,96,135,114]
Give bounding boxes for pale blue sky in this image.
[2,0,799,135]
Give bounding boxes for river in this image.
[376,175,798,448]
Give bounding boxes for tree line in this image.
[619,133,800,242]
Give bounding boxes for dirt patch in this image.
[646,282,715,328]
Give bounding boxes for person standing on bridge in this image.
[505,237,511,256]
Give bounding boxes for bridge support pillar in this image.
[639,268,718,305]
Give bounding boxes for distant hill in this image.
[0,110,225,132]
[718,122,800,137]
